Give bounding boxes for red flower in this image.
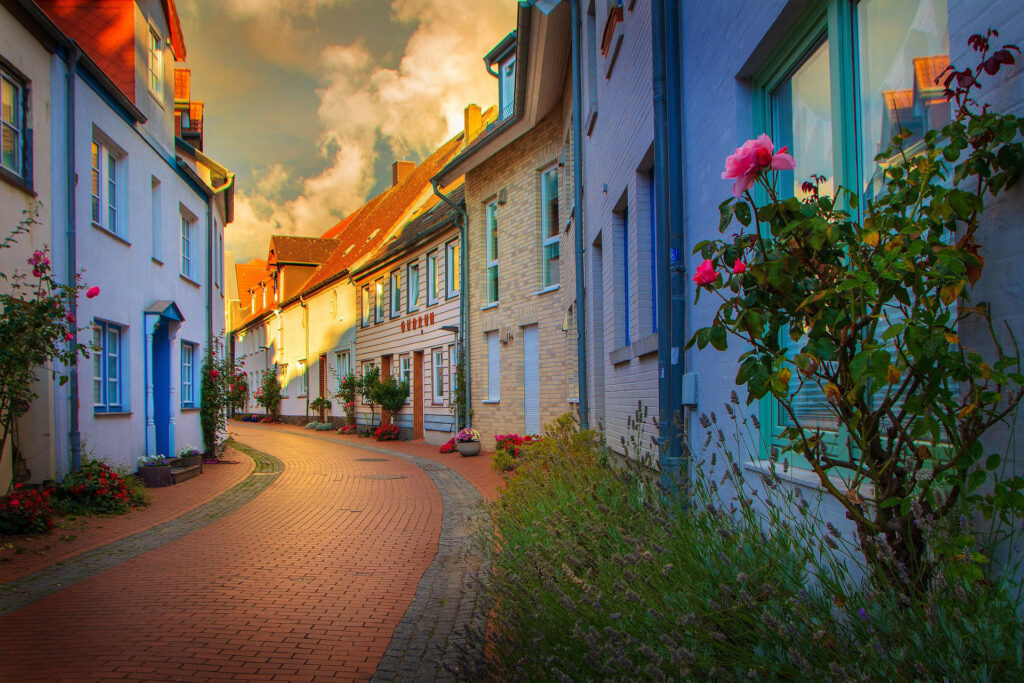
[209,369,221,378]
[85,286,100,299]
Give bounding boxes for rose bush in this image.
[0,484,54,535]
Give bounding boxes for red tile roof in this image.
[234,259,271,311]
[267,236,338,266]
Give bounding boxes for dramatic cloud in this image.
[225,0,514,262]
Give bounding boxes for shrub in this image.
[461,413,1024,680]
[199,339,240,455]
[374,423,400,441]
[492,433,542,472]
[309,396,332,413]
[304,421,320,429]
[0,484,55,535]
[54,460,133,515]
[439,438,456,454]
[372,374,408,424]
[254,368,282,418]
[337,424,357,435]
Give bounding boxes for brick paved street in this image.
[0,424,498,681]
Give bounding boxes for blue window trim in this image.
[181,341,197,408]
[92,319,125,414]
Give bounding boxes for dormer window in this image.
[148,24,163,100]
[499,56,516,120]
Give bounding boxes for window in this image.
[92,321,124,412]
[427,250,440,305]
[390,269,401,317]
[407,261,420,311]
[400,355,412,403]
[617,198,631,346]
[148,25,163,98]
[446,239,460,297]
[91,141,123,237]
[181,342,196,407]
[485,202,499,304]
[279,363,288,397]
[541,165,560,288]
[499,56,516,120]
[361,284,371,327]
[432,348,445,403]
[648,170,657,334]
[486,330,500,401]
[362,362,375,404]
[757,0,950,447]
[336,350,351,387]
[181,212,196,278]
[297,359,308,397]
[448,343,458,402]
[1,68,26,180]
[374,278,384,322]
[151,177,162,261]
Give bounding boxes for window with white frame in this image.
[427,250,440,305]
[151,177,162,261]
[389,269,401,317]
[336,350,351,388]
[407,261,420,311]
[91,140,124,237]
[448,343,458,402]
[1,68,26,181]
[446,239,460,297]
[362,361,376,404]
[374,278,384,322]
[361,284,371,327]
[541,165,560,288]
[400,355,412,404]
[278,363,289,397]
[485,202,499,304]
[181,341,196,407]
[297,359,308,396]
[148,25,163,98]
[181,211,196,279]
[486,330,500,401]
[92,321,124,412]
[432,348,445,403]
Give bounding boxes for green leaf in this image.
[986,454,1002,471]
[879,497,901,509]
[967,469,988,493]
[709,325,728,351]
[718,201,736,233]
[734,202,752,227]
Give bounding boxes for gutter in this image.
[431,179,470,429]
[568,0,588,429]
[64,43,82,474]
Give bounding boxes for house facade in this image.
[351,188,463,443]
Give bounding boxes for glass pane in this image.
[1,78,15,124]
[1,126,16,172]
[451,244,460,291]
[487,265,499,303]
[858,0,949,197]
[487,204,498,260]
[544,243,560,287]
[772,39,833,200]
[542,169,559,239]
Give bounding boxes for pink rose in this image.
[66,313,76,323]
[85,286,100,299]
[732,259,747,275]
[65,332,74,341]
[209,369,220,378]
[692,259,717,286]
[722,134,796,197]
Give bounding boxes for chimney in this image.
[392,160,415,186]
[464,104,483,143]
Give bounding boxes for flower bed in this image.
[374,424,400,441]
[337,424,357,435]
[439,437,456,454]
[493,433,542,472]
[0,484,55,535]
[54,460,133,515]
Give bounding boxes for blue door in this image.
[153,322,171,457]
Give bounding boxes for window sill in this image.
[585,104,598,136]
[426,298,439,307]
[181,406,199,412]
[446,291,460,300]
[481,399,500,404]
[743,459,873,499]
[480,302,499,311]
[431,399,445,406]
[603,22,625,78]
[609,345,631,366]
[93,222,131,246]
[568,397,579,404]
[535,284,560,296]
[152,257,164,266]
[0,167,34,196]
[631,332,658,358]
[94,410,131,417]
[179,274,201,288]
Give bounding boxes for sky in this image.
[175,0,517,263]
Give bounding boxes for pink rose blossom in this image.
[209,369,220,378]
[65,332,74,341]
[732,259,747,274]
[85,286,100,299]
[722,134,796,197]
[692,259,717,286]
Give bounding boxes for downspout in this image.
[64,44,82,474]
[569,0,588,429]
[300,293,309,422]
[204,174,235,345]
[431,179,470,429]
[652,0,688,496]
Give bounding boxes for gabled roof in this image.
[321,202,369,239]
[298,131,468,294]
[234,258,270,310]
[352,184,464,279]
[267,236,337,266]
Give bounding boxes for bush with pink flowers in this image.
[0,483,55,535]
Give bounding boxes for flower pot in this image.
[455,440,481,457]
[138,465,173,488]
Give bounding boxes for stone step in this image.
[171,465,201,484]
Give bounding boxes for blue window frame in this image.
[181,341,197,408]
[92,320,125,413]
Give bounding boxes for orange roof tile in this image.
[234,259,270,311]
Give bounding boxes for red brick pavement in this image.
[0,455,254,584]
[0,426,461,681]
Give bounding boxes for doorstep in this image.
[170,465,201,484]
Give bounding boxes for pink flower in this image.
[209,369,220,378]
[732,259,747,274]
[722,134,796,197]
[692,259,717,286]
[65,332,74,341]
[66,313,76,323]
[85,286,100,299]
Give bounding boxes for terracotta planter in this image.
[455,440,481,457]
[138,465,173,488]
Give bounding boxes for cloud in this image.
[226,0,515,263]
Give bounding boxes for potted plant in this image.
[455,427,482,456]
[310,396,332,422]
[137,454,172,488]
[176,444,203,472]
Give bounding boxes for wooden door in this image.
[413,351,424,439]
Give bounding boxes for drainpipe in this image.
[569,0,588,429]
[300,293,309,422]
[652,0,688,496]
[64,44,82,475]
[204,174,234,345]
[431,179,470,429]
